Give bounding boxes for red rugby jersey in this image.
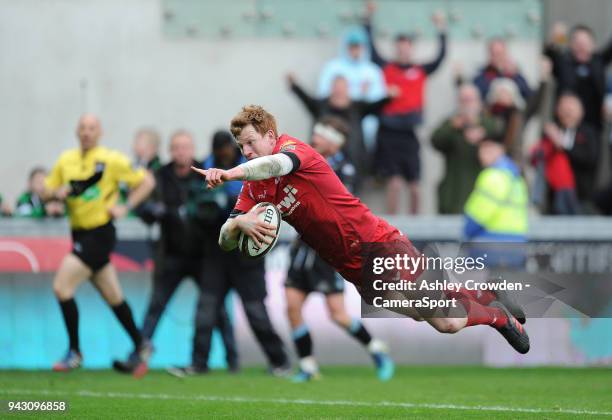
[233,134,380,271]
[382,64,427,115]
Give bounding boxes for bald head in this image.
[76,113,102,151]
[169,130,195,168]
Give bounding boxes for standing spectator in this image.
[473,38,533,101]
[545,23,612,133]
[593,75,612,214]
[287,73,393,186]
[114,130,237,375]
[172,130,291,377]
[317,27,386,102]
[132,128,162,171]
[15,167,64,218]
[317,25,387,152]
[0,193,12,216]
[432,84,501,214]
[531,93,600,213]
[484,57,552,163]
[530,123,581,215]
[464,135,528,243]
[120,128,163,213]
[464,136,528,270]
[364,1,447,214]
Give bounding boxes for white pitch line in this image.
[2,388,611,417]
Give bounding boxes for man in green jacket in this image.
[15,167,64,218]
[431,84,500,214]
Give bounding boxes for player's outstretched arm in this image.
[191,153,295,189]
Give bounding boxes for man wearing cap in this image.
[317,23,388,155]
[284,116,394,383]
[364,2,447,214]
[317,28,386,103]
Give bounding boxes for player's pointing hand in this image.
[191,166,228,189]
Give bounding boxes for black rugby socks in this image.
[112,301,143,348]
[58,298,80,352]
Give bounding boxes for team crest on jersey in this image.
[279,141,296,152]
[277,184,300,216]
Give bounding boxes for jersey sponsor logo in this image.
[277,184,300,216]
[81,185,101,201]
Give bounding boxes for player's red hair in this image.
[230,105,278,140]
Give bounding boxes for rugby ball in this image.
[238,202,282,259]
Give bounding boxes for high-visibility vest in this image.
[464,164,528,240]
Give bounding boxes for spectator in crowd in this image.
[171,130,290,377]
[593,76,612,214]
[0,193,12,216]
[464,135,528,250]
[531,93,600,214]
[483,57,552,163]
[364,1,447,214]
[432,84,501,214]
[545,23,612,133]
[120,128,163,214]
[113,130,237,375]
[287,73,394,186]
[464,135,528,270]
[317,26,386,102]
[132,128,162,171]
[473,38,533,101]
[15,167,64,218]
[594,182,612,215]
[317,23,387,153]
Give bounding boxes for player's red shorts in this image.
[338,218,423,304]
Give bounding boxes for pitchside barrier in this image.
[1,216,611,368]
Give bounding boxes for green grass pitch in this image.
[1,366,611,419]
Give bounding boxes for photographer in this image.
[114,130,237,375]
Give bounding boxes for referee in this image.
[44,114,155,376]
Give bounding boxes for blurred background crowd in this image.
[1,1,611,221]
[2,0,612,371]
